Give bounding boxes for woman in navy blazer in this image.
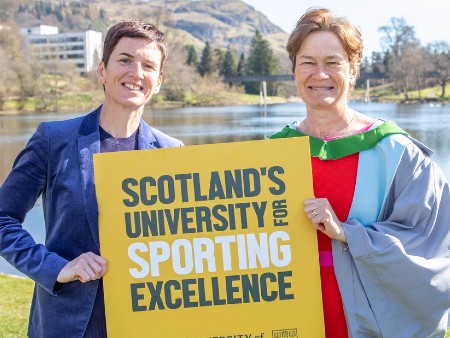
[0,20,183,337]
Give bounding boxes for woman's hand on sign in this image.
[304,198,347,243]
[57,252,108,283]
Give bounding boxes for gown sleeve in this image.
[337,141,450,337]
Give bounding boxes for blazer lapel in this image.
[138,119,158,150]
[77,112,157,249]
[78,108,101,248]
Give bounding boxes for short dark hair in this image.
[102,20,168,74]
[286,8,363,87]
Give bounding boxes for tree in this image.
[198,42,213,77]
[402,44,428,99]
[14,60,39,110]
[0,22,35,110]
[219,46,236,79]
[369,51,386,74]
[185,45,198,67]
[214,48,224,72]
[427,41,450,98]
[245,30,278,94]
[379,17,424,99]
[162,35,201,102]
[379,17,418,59]
[236,52,245,76]
[0,47,15,110]
[0,24,20,110]
[0,0,16,21]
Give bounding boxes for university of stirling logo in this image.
[272,328,298,338]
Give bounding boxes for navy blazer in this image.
[0,106,183,337]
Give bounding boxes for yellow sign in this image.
[94,137,324,338]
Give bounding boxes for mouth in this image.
[123,83,143,91]
[309,86,333,91]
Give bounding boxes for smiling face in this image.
[97,37,163,110]
[294,31,356,111]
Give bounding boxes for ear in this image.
[97,61,106,85]
[154,74,163,94]
[349,64,358,86]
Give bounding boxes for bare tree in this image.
[0,32,17,110]
[0,48,16,110]
[13,59,40,110]
[379,17,418,58]
[427,41,450,98]
[0,0,16,21]
[402,44,428,100]
[0,22,41,110]
[159,29,200,102]
[379,17,425,99]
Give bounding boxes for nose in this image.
[129,62,144,78]
[312,63,329,79]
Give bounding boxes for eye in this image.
[143,63,157,71]
[119,58,131,65]
[328,60,348,68]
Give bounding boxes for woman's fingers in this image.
[57,252,108,283]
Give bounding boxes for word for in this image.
[128,231,291,278]
[130,271,294,311]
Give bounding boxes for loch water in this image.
[1,101,449,276]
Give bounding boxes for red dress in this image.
[312,153,359,338]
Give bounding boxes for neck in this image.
[303,108,357,139]
[99,104,142,138]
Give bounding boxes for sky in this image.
[241,0,450,57]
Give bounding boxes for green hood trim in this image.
[269,120,408,160]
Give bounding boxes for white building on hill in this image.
[20,25,102,74]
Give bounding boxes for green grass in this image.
[0,273,449,337]
[353,82,450,102]
[3,82,450,115]
[0,274,34,338]
[2,92,102,114]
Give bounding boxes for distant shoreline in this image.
[2,96,450,117]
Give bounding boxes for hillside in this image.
[105,0,288,55]
[9,0,290,58]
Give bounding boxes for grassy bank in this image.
[0,90,288,116]
[0,274,34,338]
[2,82,450,116]
[352,82,450,103]
[1,274,449,337]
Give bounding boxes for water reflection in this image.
[149,101,450,179]
[1,102,450,183]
